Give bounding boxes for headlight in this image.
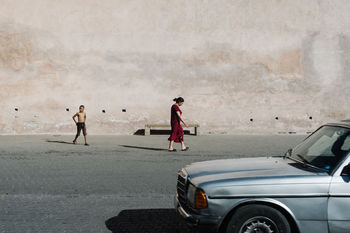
[187,184,208,209]
[187,184,196,206]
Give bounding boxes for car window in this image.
[307,134,338,157]
[341,135,350,151]
[290,126,350,173]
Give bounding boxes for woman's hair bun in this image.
[173,97,184,103]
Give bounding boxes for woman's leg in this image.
[168,140,174,151]
[181,141,186,150]
[180,137,189,151]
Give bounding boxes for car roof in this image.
[325,120,350,129]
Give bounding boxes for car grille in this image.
[177,173,193,213]
[177,174,187,205]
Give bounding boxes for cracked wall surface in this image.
[0,0,350,134]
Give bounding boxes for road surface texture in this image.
[0,134,306,233]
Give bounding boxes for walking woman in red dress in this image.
[168,97,189,152]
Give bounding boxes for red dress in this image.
[168,104,184,142]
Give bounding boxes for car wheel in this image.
[225,204,291,233]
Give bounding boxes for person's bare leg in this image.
[84,135,89,145]
[73,135,78,144]
[181,141,186,150]
[168,141,174,151]
[73,126,80,144]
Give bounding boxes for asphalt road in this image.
[0,134,305,233]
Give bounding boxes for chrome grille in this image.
[177,174,186,206]
[177,172,194,213]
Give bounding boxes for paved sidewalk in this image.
[0,134,305,233]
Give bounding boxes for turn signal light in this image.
[195,189,208,209]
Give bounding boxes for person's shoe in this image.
[168,149,177,152]
[181,147,189,151]
[73,140,77,144]
[85,143,89,146]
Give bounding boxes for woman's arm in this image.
[177,111,189,127]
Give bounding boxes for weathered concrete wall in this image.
[0,0,350,134]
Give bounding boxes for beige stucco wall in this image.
[0,0,350,134]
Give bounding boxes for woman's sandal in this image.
[181,147,189,151]
[168,149,177,152]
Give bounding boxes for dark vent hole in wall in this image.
[122,109,126,112]
[102,110,106,113]
[15,108,18,111]
[66,108,69,112]
[250,118,253,122]
[309,116,313,120]
[275,117,279,120]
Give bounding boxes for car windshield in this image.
[288,125,350,173]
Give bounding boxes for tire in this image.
[225,204,291,233]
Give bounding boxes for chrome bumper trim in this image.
[175,195,199,225]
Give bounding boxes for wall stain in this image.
[248,50,302,76]
[0,32,33,71]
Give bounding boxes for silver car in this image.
[175,122,350,233]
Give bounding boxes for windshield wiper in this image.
[290,154,329,172]
[296,154,309,164]
[285,149,328,172]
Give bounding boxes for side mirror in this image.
[284,148,292,159]
[341,164,350,176]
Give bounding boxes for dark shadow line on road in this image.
[105,208,210,233]
[120,145,168,151]
[46,140,74,145]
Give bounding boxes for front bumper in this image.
[174,194,220,230]
[176,197,199,225]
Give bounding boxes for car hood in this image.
[184,157,330,188]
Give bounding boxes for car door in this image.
[328,137,350,233]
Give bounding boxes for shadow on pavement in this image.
[46,140,74,145]
[105,208,212,233]
[120,145,169,151]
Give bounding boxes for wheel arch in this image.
[217,198,301,233]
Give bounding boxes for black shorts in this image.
[76,123,87,136]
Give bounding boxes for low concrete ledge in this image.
[144,124,200,136]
